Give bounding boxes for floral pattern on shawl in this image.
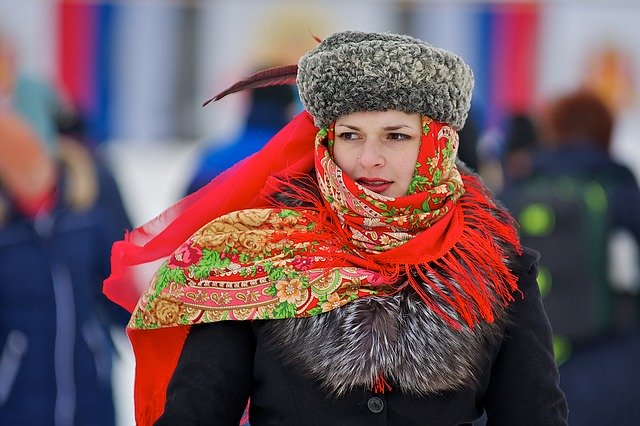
[129,116,518,332]
[130,208,391,329]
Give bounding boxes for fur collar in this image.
[262,259,516,396]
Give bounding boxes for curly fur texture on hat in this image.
[297,31,474,130]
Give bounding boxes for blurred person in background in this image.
[0,34,59,154]
[0,34,131,426]
[455,106,481,173]
[185,83,296,195]
[499,113,539,187]
[537,90,640,241]
[500,89,640,425]
[185,7,322,197]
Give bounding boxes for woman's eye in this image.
[388,133,411,141]
[338,132,359,141]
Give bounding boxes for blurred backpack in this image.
[502,172,617,364]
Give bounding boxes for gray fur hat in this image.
[296,31,474,130]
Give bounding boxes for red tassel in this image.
[372,374,392,394]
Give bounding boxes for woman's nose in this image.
[358,139,385,168]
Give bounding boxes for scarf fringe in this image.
[401,175,521,329]
[273,173,521,330]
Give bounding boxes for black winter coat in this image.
[156,248,567,425]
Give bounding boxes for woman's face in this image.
[333,110,422,198]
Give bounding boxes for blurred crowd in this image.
[496,90,640,425]
[1,3,639,425]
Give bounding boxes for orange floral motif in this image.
[344,278,362,297]
[275,278,303,304]
[433,184,450,195]
[427,157,439,169]
[395,216,408,226]
[379,234,395,246]
[237,230,270,256]
[321,292,348,312]
[233,209,272,227]
[192,221,240,248]
[150,297,186,326]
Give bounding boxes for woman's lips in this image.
[356,178,393,193]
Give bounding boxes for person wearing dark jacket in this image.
[501,90,640,425]
[0,108,131,425]
[104,31,568,425]
[535,91,640,241]
[185,84,296,195]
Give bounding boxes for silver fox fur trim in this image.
[262,271,510,396]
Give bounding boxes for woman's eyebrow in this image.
[335,124,361,131]
[382,125,415,131]
[335,124,416,131]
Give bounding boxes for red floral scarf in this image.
[129,117,517,332]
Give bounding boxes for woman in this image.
[104,31,568,425]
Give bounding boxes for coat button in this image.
[367,396,384,413]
